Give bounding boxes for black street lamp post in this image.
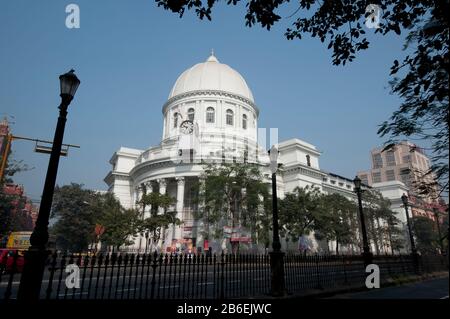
[268,145,285,297]
[17,70,80,301]
[353,176,373,266]
[401,193,420,271]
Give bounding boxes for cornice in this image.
[162,90,259,116]
[281,163,327,180]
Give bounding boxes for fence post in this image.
[314,255,322,289]
[342,255,348,285]
[150,252,158,299]
[220,251,225,300]
[45,252,58,299]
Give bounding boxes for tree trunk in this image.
[370,218,380,255]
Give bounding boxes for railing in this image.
[1,251,448,301]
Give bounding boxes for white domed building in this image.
[105,52,410,254]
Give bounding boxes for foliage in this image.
[138,191,178,249]
[95,193,140,250]
[279,185,323,241]
[50,183,99,252]
[156,0,449,197]
[196,162,270,247]
[362,189,405,254]
[315,193,357,254]
[0,153,32,238]
[412,215,440,253]
[51,184,143,252]
[379,15,449,197]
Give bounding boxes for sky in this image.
[1,1,409,202]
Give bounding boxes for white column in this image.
[135,185,143,209]
[156,179,168,251]
[198,177,207,249]
[136,184,145,252]
[158,179,167,215]
[174,177,185,240]
[144,181,153,218]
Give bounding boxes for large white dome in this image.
[168,53,254,102]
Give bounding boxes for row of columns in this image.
[133,177,188,244]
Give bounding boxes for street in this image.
[330,276,449,299]
[1,262,364,300]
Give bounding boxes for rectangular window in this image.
[373,153,383,169]
[372,172,381,183]
[386,170,395,181]
[206,112,214,123]
[385,151,396,166]
[226,113,233,125]
[360,174,368,185]
[400,169,410,186]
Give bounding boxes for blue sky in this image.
[1,1,408,202]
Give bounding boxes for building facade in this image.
[357,142,446,225]
[105,53,411,254]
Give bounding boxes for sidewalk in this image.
[329,275,449,299]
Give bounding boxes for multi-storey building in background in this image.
[358,141,447,222]
[0,118,38,236]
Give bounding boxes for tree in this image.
[315,193,357,255]
[0,154,32,238]
[279,186,323,243]
[156,0,449,197]
[362,189,405,254]
[138,192,178,252]
[412,215,440,253]
[195,162,270,252]
[50,184,101,252]
[94,193,140,252]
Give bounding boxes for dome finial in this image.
[206,49,219,62]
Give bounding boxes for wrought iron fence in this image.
[1,251,448,301]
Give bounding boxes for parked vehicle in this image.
[0,249,25,273]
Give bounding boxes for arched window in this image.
[306,154,311,167]
[226,109,234,126]
[188,108,195,121]
[242,114,248,129]
[206,107,215,123]
[173,112,179,128]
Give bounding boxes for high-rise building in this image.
[357,141,446,221]
[358,141,436,197]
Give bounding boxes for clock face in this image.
[180,120,194,134]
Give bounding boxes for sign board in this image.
[6,231,32,250]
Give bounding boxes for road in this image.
[1,262,365,300]
[330,276,449,299]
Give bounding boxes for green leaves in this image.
[51,184,142,252]
[279,185,323,241]
[198,162,270,243]
[138,191,177,245]
[314,193,358,254]
[412,215,441,253]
